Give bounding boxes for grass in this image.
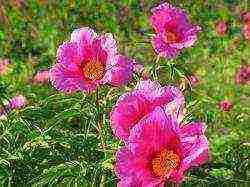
[0,0,249,186]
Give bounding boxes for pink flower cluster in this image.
[111,80,209,186]
[48,3,209,186]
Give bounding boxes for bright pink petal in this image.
[116,148,164,187]
[170,26,201,49]
[50,63,97,93]
[176,122,209,175]
[136,80,185,108]
[104,55,133,86]
[70,27,97,44]
[150,2,188,33]
[128,107,179,155]
[152,35,180,58]
[98,33,118,66]
[56,42,81,66]
[110,92,152,141]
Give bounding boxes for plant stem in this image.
[96,87,106,149]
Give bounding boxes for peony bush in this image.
[0,1,248,186]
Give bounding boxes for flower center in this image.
[83,61,105,81]
[151,150,180,177]
[164,30,180,44]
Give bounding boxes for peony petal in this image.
[98,33,118,66]
[70,27,97,44]
[50,63,97,94]
[128,107,179,156]
[56,42,81,66]
[150,2,189,33]
[152,35,180,58]
[104,55,133,87]
[178,122,209,172]
[136,80,185,109]
[110,92,152,141]
[170,26,201,49]
[116,148,163,187]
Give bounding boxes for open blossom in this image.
[219,100,233,112]
[116,107,209,186]
[150,2,201,59]
[110,80,185,142]
[50,27,133,93]
[7,94,27,110]
[0,58,10,76]
[235,65,250,85]
[33,70,50,84]
[215,21,227,36]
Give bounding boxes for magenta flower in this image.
[219,100,233,112]
[110,80,185,142]
[0,58,10,76]
[50,27,134,93]
[7,94,27,110]
[215,21,227,36]
[33,70,50,84]
[150,2,201,58]
[116,107,209,186]
[235,65,250,85]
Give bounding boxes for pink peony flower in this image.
[7,94,27,110]
[235,65,250,85]
[110,80,185,142]
[219,100,233,112]
[50,27,134,93]
[33,70,50,84]
[0,58,10,76]
[116,107,209,186]
[242,11,250,24]
[215,21,227,36]
[243,23,250,41]
[150,2,201,59]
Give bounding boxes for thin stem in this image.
[96,87,106,149]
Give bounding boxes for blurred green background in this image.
[0,0,249,186]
